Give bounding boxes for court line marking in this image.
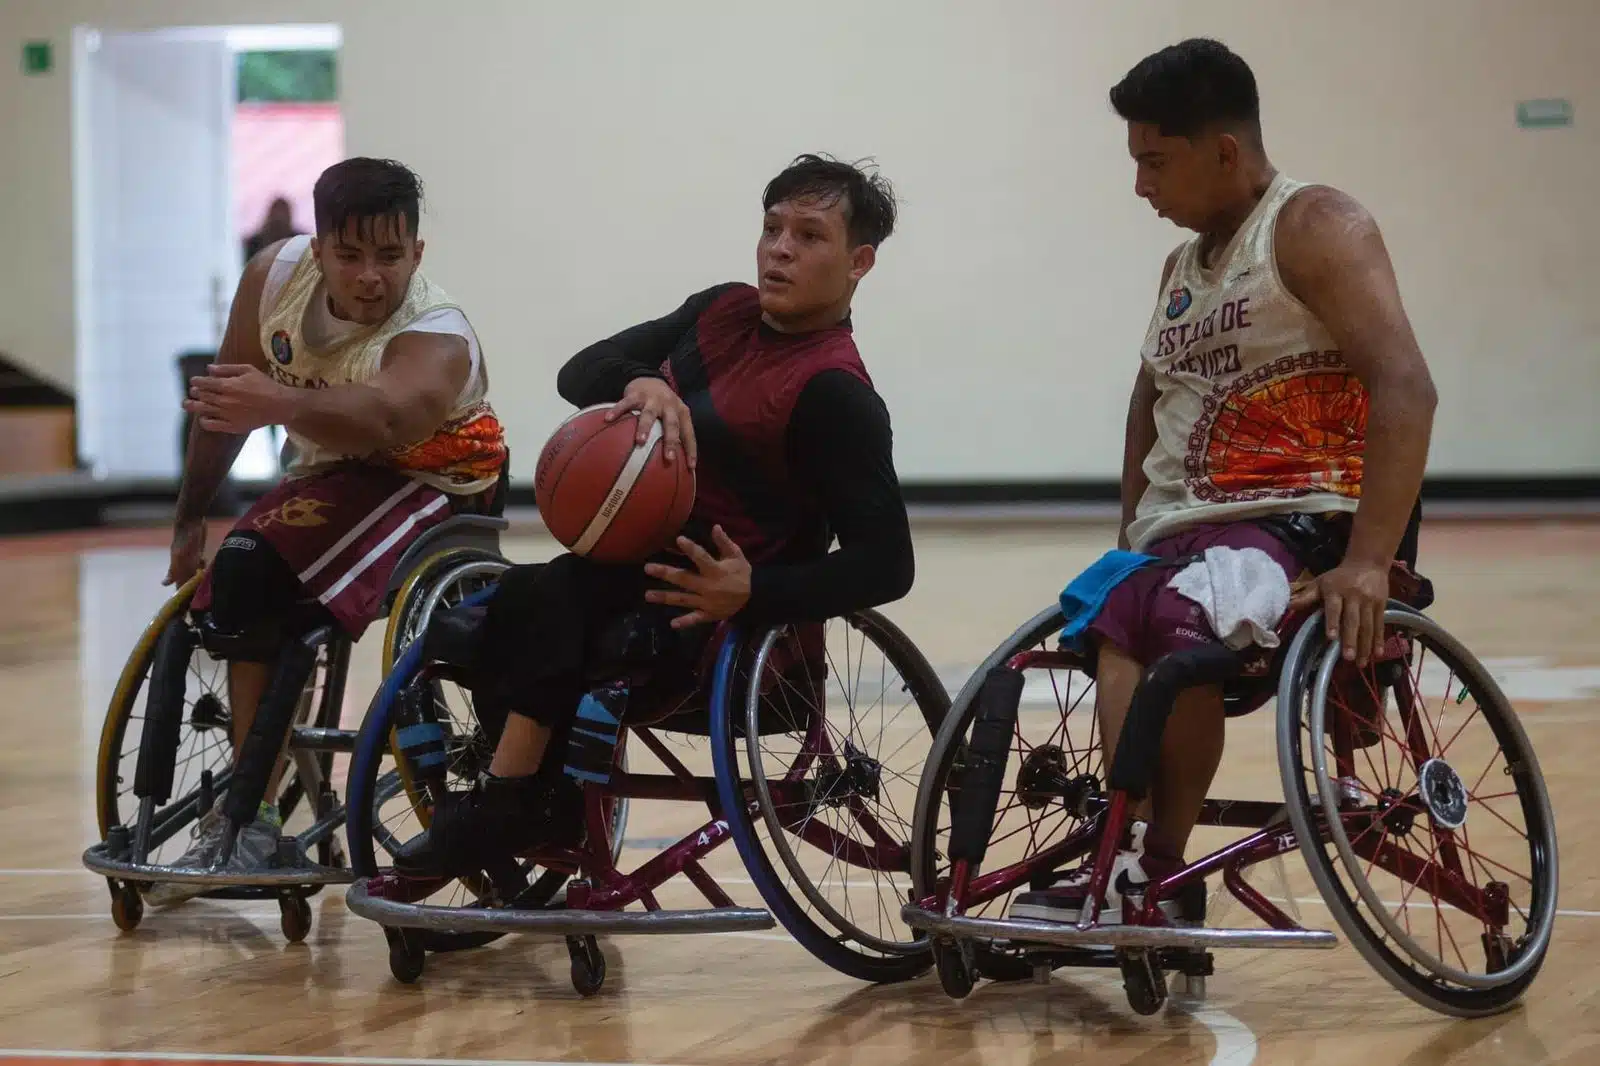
[0,1052,688,1066]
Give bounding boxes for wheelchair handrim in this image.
[742,621,924,958]
[1307,608,1557,991]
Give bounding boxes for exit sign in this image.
[22,40,52,75]
[1517,98,1573,129]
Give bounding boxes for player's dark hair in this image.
[1110,38,1261,141]
[313,157,424,242]
[762,154,898,248]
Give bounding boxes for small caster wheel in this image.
[387,930,426,984]
[280,895,313,943]
[111,883,143,932]
[1177,974,1206,1001]
[1117,949,1168,1016]
[567,935,605,997]
[934,941,975,1000]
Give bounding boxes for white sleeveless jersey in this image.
[1125,173,1368,551]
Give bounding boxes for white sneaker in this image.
[143,805,229,908]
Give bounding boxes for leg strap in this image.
[132,619,196,803]
[948,667,1025,865]
[1109,645,1241,800]
[222,625,331,826]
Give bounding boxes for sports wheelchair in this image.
[341,554,948,995]
[901,558,1558,1019]
[81,511,511,943]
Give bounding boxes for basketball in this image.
[533,403,696,563]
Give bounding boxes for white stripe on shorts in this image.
[296,478,424,584]
[317,491,451,607]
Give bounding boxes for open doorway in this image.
[72,23,343,485]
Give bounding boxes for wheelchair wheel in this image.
[94,576,346,871]
[382,545,510,671]
[710,609,950,983]
[1276,607,1559,1017]
[908,605,1100,983]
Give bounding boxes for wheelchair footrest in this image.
[81,842,354,888]
[345,879,775,936]
[900,904,1337,950]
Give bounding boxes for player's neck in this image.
[762,301,851,335]
[1199,164,1278,267]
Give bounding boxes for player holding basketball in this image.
[392,154,914,882]
[1009,40,1438,925]
[148,158,508,905]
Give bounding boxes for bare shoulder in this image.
[382,328,471,369]
[1274,184,1391,301]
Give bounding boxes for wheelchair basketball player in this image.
[391,154,918,884]
[1010,39,1440,926]
[147,157,509,905]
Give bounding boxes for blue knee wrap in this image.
[562,683,626,785]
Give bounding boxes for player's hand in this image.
[184,363,290,435]
[1288,558,1391,667]
[607,377,696,468]
[165,518,207,587]
[643,527,750,628]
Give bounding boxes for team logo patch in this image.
[1165,286,1193,320]
[270,330,293,365]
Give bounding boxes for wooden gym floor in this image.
[0,516,1596,1066]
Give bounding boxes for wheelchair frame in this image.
[81,513,510,941]
[901,596,1559,1018]
[341,572,949,995]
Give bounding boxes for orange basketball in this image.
[533,403,696,563]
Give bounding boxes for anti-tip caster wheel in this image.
[934,940,976,1000]
[279,895,313,944]
[387,930,426,984]
[111,883,144,933]
[1117,948,1169,1016]
[568,935,606,997]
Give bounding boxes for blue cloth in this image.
[1058,549,1159,653]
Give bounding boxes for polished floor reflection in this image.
[1,517,1597,1066]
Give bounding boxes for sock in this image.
[562,683,626,785]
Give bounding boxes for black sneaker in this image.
[392,772,586,881]
[1010,822,1205,929]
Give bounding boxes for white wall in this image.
[1,0,1595,481]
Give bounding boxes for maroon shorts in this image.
[1086,520,1311,690]
[191,465,457,640]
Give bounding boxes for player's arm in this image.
[643,370,915,627]
[556,283,740,407]
[1278,186,1438,663]
[273,332,470,456]
[743,371,915,622]
[171,241,282,534]
[1117,247,1180,550]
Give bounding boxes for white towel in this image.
[1168,546,1291,651]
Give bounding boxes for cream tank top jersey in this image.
[1125,173,1369,552]
[257,235,507,496]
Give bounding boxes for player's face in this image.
[757,195,874,324]
[311,214,424,326]
[1127,122,1230,233]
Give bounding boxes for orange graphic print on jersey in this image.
[387,401,508,487]
[1187,362,1368,505]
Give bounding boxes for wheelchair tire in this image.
[94,576,345,870]
[1276,606,1559,1017]
[908,604,1092,985]
[710,610,949,984]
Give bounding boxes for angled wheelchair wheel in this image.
[1276,606,1559,1017]
[710,609,950,983]
[94,575,347,871]
[382,545,511,672]
[908,605,1102,983]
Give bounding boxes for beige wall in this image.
[1,0,1594,479]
